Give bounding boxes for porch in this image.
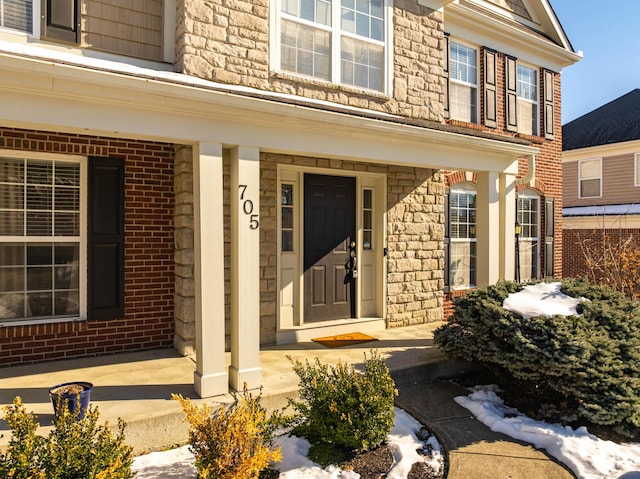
[0,322,471,455]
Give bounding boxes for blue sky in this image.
[551,1,640,124]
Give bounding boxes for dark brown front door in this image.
[303,174,356,322]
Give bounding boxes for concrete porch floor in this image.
[0,322,461,455]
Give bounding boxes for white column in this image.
[476,171,501,286]
[500,173,517,281]
[193,142,228,398]
[230,146,263,391]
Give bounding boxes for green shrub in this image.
[0,396,133,479]
[173,388,282,479]
[434,279,640,437]
[289,351,397,454]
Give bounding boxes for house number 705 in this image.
[239,185,259,230]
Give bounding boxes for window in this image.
[517,192,540,282]
[448,188,476,289]
[0,0,33,33]
[516,64,538,135]
[278,0,388,92]
[281,183,295,252]
[0,155,85,322]
[362,188,373,250]
[635,153,640,187]
[449,40,478,123]
[0,0,81,43]
[579,158,601,198]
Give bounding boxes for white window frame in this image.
[271,0,394,94]
[635,153,640,187]
[578,158,602,199]
[0,0,40,37]
[516,62,539,136]
[0,150,87,326]
[449,39,478,123]
[449,186,477,290]
[517,190,540,282]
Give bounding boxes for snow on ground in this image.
[132,407,443,479]
[456,387,640,479]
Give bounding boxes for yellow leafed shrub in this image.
[173,389,282,479]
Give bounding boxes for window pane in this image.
[26,211,52,235]
[0,244,24,265]
[580,159,600,179]
[55,290,79,316]
[0,157,24,182]
[0,210,24,236]
[363,189,372,208]
[27,292,52,317]
[517,64,537,101]
[27,266,52,290]
[282,207,293,229]
[0,292,25,318]
[341,37,384,91]
[0,267,23,292]
[581,178,601,198]
[282,230,294,252]
[281,20,331,81]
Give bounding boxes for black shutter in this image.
[88,157,125,320]
[444,33,450,119]
[483,48,497,128]
[544,197,555,277]
[444,193,450,291]
[505,55,518,132]
[543,69,555,140]
[43,0,80,43]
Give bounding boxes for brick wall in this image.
[563,228,640,279]
[0,127,175,367]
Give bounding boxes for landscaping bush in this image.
[288,351,397,456]
[434,278,640,437]
[173,388,282,479]
[0,396,133,479]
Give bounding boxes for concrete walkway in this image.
[0,322,574,478]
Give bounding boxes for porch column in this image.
[500,173,517,281]
[193,142,228,398]
[476,171,500,286]
[230,146,263,391]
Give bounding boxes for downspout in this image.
[515,154,535,186]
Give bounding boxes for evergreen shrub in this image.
[289,351,397,454]
[0,396,133,479]
[173,388,282,479]
[434,278,640,437]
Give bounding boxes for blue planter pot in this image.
[49,381,93,420]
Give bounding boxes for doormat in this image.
[311,332,378,348]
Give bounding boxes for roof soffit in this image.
[445,0,580,70]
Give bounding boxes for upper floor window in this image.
[0,0,33,34]
[579,158,602,198]
[449,40,478,123]
[278,0,389,93]
[516,63,538,135]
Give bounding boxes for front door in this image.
[303,174,356,322]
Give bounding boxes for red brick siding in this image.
[0,128,175,367]
[563,228,640,279]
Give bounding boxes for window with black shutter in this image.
[88,157,125,320]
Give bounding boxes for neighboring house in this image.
[0,0,578,397]
[562,89,640,278]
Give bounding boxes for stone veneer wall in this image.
[174,149,445,351]
[175,0,446,122]
[173,145,196,356]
